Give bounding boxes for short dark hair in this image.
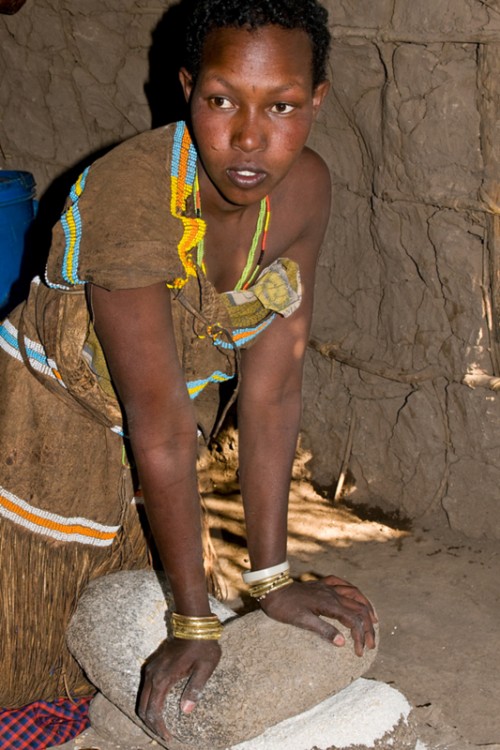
[184,0,331,89]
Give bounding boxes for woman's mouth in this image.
[226,168,267,189]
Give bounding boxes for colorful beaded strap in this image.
[194,171,271,291]
[169,121,271,292]
[236,193,271,290]
[168,122,206,290]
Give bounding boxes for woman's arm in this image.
[237,170,377,655]
[239,299,377,656]
[238,277,311,571]
[238,152,327,572]
[90,281,221,737]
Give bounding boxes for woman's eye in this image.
[272,102,295,114]
[210,96,233,109]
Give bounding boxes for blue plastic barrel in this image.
[0,170,36,313]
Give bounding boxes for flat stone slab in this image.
[84,678,416,750]
[67,570,378,749]
[232,678,415,750]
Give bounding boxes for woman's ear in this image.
[312,80,330,118]
[179,68,194,103]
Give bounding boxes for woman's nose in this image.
[231,111,266,153]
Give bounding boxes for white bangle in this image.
[242,561,290,585]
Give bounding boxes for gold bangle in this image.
[248,572,294,601]
[248,571,292,599]
[171,612,223,641]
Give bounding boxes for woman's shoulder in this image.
[45,123,186,292]
[291,146,331,200]
[273,146,331,243]
[90,123,178,181]
[281,147,330,211]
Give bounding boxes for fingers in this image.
[291,585,372,653]
[137,639,222,738]
[304,578,376,651]
[320,603,371,656]
[324,593,376,656]
[138,695,171,740]
[289,599,371,657]
[337,585,378,625]
[323,575,378,623]
[344,609,371,657]
[293,609,347,647]
[261,578,377,658]
[180,654,220,714]
[138,661,175,740]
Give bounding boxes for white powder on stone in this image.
[230,678,412,750]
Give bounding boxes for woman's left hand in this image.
[258,576,377,657]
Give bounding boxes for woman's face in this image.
[179,25,329,209]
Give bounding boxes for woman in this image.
[0,0,376,741]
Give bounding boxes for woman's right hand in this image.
[137,638,222,740]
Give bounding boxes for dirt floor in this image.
[204,479,500,749]
[55,476,500,750]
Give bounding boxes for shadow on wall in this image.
[5,0,194,315]
[145,0,194,128]
[0,0,28,15]
[5,145,117,316]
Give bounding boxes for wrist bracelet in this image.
[242,561,290,585]
[248,571,294,601]
[170,612,223,641]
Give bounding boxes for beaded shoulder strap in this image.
[193,168,271,292]
[168,122,206,290]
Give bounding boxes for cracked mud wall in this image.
[0,1,156,191]
[1,1,500,538]
[304,1,500,539]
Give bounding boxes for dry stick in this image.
[308,338,442,385]
[481,235,500,377]
[309,339,500,392]
[463,369,500,390]
[330,26,500,44]
[477,42,500,376]
[381,190,498,215]
[333,410,357,503]
[200,493,226,601]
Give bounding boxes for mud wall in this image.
[304,1,500,539]
[1,1,499,538]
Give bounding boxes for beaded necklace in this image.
[168,123,206,290]
[169,121,271,292]
[194,171,271,291]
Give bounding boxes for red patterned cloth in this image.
[0,696,91,749]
